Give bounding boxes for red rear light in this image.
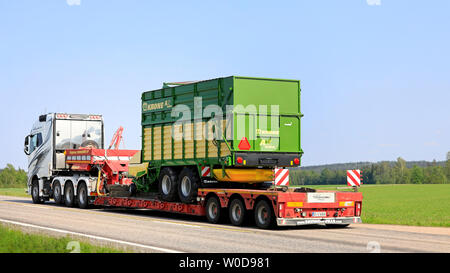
[236,157,243,164]
[355,202,362,216]
[294,158,300,165]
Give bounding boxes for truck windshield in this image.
[55,120,103,150]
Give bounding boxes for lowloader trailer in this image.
[94,188,363,228]
[24,76,363,229]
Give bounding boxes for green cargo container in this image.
[138,76,303,202]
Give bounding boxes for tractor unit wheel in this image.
[229,198,246,226]
[77,183,89,209]
[177,167,200,204]
[64,182,75,207]
[158,168,179,202]
[53,181,63,205]
[31,180,43,204]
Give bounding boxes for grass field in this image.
[0,224,123,253]
[0,188,28,197]
[305,184,450,227]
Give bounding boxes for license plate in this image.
[307,192,335,203]
[312,212,327,217]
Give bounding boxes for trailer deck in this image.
[93,188,363,227]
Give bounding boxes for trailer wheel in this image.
[229,198,246,226]
[53,181,63,205]
[77,183,89,209]
[178,167,200,203]
[206,196,223,224]
[158,168,178,201]
[254,199,275,229]
[64,182,75,207]
[31,180,43,204]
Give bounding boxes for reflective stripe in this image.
[201,167,211,177]
[274,168,289,186]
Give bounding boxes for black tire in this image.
[254,199,275,229]
[80,140,99,149]
[53,181,63,205]
[158,168,178,201]
[64,182,75,207]
[129,183,137,196]
[325,224,350,229]
[177,167,200,203]
[77,183,89,209]
[31,181,43,204]
[229,198,246,226]
[206,196,223,224]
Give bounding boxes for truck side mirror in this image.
[24,135,30,155]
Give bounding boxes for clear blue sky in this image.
[1,0,449,169]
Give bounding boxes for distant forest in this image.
[0,164,27,188]
[291,157,450,185]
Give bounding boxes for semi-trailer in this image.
[24,76,363,229]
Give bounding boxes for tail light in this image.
[293,158,300,165]
[236,157,244,164]
[355,202,362,216]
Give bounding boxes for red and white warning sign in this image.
[201,166,211,177]
[274,168,289,186]
[347,170,362,187]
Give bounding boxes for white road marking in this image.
[21,204,52,210]
[0,218,183,253]
[0,199,252,233]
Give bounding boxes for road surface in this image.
[0,195,449,253]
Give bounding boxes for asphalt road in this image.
[0,195,449,253]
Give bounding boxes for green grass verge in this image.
[302,184,450,227]
[0,188,29,198]
[0,224,123,253]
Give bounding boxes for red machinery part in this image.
[65,148,138,186]
[108,126,124,150]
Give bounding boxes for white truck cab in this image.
[24,113,104,204]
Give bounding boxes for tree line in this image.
[291,157,450,185]
[0,164,27,188]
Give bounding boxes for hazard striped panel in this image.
[274,168,289,186]
[347,170,361,187]
[201,166,211,177]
